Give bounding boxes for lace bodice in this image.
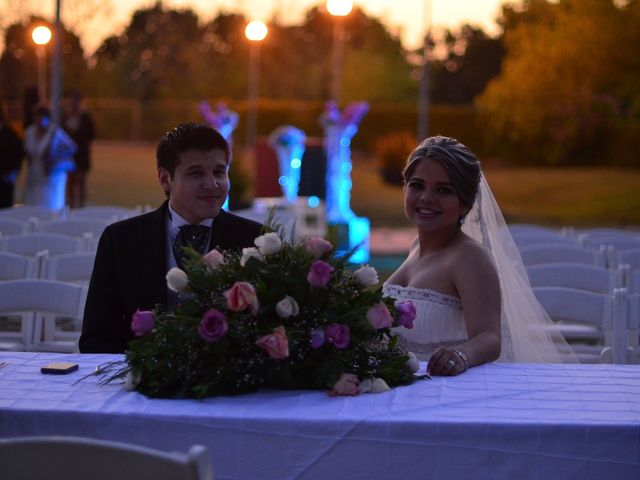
[383,283,468,360]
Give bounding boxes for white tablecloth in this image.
[1,352,639,479]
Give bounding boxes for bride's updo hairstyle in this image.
[402,136,481,210]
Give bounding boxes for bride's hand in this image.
[427,347,464,376]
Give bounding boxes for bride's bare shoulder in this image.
[450,234,496,271]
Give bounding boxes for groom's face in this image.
[158,148,229,224]
[404,158,466,233]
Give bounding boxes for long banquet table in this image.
[1,352,639,479]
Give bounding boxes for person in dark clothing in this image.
[63,90,95,208]
[0,106,24,208]
[80,123,263,353]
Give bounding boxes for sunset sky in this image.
[9,0,517,53]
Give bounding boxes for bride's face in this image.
[404,158,466,234]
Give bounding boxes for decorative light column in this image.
[244,20,268,150]
[31,25,52,103]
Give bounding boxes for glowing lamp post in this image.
[244,20,268,150]
[31,25,52,102]
[326,0,352,104]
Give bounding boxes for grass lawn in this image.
[16,140,638,229]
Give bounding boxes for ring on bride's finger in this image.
[446,360,456,369]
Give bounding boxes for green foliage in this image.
[373,130,416,185]
[122,233,418,398]
[477,0,640,166]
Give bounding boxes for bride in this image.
[384,136,576,375]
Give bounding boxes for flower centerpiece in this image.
[104,227,421,398]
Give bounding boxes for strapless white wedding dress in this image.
[383,283,469,361]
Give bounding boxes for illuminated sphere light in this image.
[308,196,321,208]
[291,158,302,169]
[245,21,268,41]
[278,176,288,186]
[327,0,353,16]
[32,25,52,45]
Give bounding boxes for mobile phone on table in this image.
[40,362,79,374]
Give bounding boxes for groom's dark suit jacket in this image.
[79,202,262,353]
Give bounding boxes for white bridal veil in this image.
[462,175,578,363]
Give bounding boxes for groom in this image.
[79,123,263,353]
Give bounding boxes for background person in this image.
[63,90,95,208]
[23,104,77,210]
[80,123,263,353]
[0,105,24,208]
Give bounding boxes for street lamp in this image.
[31,25,52,102]
[244,20,268,150]
[417,0,432,140]
[327,0,352,104]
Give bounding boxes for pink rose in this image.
[307,260,335,288]
[255,325,289,359]
[395,300,417,329]
[224,282,259,315]
[325,323,350,349]
[328,373,360,396]
[198,309,228,342]
[131,309,155,336]
[366,302,393,330]
[202,249,225,270]
[304,236,333,258]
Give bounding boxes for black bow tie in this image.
[173,224,211,270]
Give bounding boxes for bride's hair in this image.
[403,136,481,209]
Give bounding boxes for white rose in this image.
[202,249,225,270]
[275,295,300,319]
[240,247,263,267]
[370,378,391,393]
[353,265,379,287]
[404,352,420,374]
[254,232,282,256]
[358,377,390,394]
[166,267,189,292]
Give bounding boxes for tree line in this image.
[1,0,638,166]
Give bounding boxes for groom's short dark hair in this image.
[156,123,230,176]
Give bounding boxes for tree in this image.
[0,17,86,101]
[477,0,640,164]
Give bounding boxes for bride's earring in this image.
[458,215,465,226]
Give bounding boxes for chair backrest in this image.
[519,244,605,267]
[0,217,28,236]
[0,251,39,280]
[582,236,640,251]
[533,286,627,363]
[0,205,63,221]
[508,224,563,236]
[616,247,640,270]
[36,218,110,239]
[67,205,141,222]
[0,233,83,256]
[0,280,87,352]
[512,234,577,248]
[0,436,213,480]
[526,263,619,293]
[41,251,96,284]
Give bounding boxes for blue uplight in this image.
[307,196,320,208]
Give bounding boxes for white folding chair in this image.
[509,224,563,236]
[0,251,39,280]
[533,286,627,363]
[624,292,640,363]
[0,280,87,352]
[512,233,577,248]
[0,436,213,480]
[36,218,110,238]
[40,251,96,284]
[0,232,84,256]
[67,205,141,222]
[526,263,620,293]
[519,244,606,267]
[0,217,29,236]
[0,205,64,222]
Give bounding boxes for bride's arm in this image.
[428,242,502,375]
